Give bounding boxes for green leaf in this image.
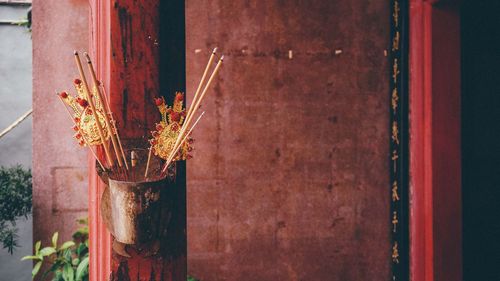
[32,261,42,277]
[40,246,56,257]
[0,166,32,254]
[75,256,89,281]
[34,241,41,255]
[63,263,74,281]
[76,243,87,257]
[52,232,59,248]
[63,248,72,262]
[41,260,62,280]
[20,255,40,261]
[59,241,75,251]
[72,258,80,266]
[53,271,64,281]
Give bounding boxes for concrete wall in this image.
[31,0,88,266]
[186,1,391,280]
[0,5,32,168]
[0,5,33,281]
[27,1,390,280]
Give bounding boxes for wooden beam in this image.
[0,0,31,6]
[409,1,461,281]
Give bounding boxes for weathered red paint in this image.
[108,0,160,139]
[409,1,461,281]
[186,1,391,280]
[409,2,433,280]
[89,1,186,280]
[88,1,112,280]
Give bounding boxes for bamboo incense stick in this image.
[131,151,137,167]
[165,55,224,163]
[184,47,217,123]
[144,146,153,179]
[100,85,129,170]
[74,51,114,167]
[162,111,206,173]
[0,109,32,140]
[57,93,106,171]
[84,52,124,168]
[131,150,137,182]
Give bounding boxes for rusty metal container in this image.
[96,149,175,257]
[100,177,171,245]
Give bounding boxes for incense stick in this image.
[185,48,217,123]
[162,111,206,173]
[57,93,106,170]
[144,146,153,179]
[100,85,129,170]
[74,51,114,167]
[165,56,223,163]
[84,52,124,168]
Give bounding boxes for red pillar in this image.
[409,1,461,281]
[88,1,186,280]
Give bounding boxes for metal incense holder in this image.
[97,149,174,257]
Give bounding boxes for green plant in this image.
[15,17,31,33]
[22,215,199,281]
[22,218,89,281]
[0,165,32,254]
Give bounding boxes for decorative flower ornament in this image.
[58,79,110,146]
[150,92,192,161]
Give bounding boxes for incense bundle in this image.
[56,48,223,183]
[163,55,223,171]
[57,51,130,180]
[145,48,224,176]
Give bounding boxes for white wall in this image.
[0,5,33,281]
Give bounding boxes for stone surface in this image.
[32,0,89,275]
[186,0,391,280]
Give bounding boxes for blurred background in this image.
[0,1,32,281]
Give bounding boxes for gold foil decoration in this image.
[392,31,400,51]
[392,241,400,264]
[392,121,400,145]
[392,211,399,233]
[392,150,399,172]
[393,1,400,28]
[150,93,192,161]
[78,107,110,146]
[392,181,400,202]
[58,79,110,147]
[392,88,399,113]
[393,58,400,83]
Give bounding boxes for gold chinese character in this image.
[392,181,400,202]
[392,211,399,233]
[392,88,399,113]
[393,1,400,28]
[393,58,400,83]
[392,241,400,264]
[392,150,399,172]
[392,31,400,51]
[392,121,400,145]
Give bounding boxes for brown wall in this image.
[186,1,391,280]
[32,0,88,251]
